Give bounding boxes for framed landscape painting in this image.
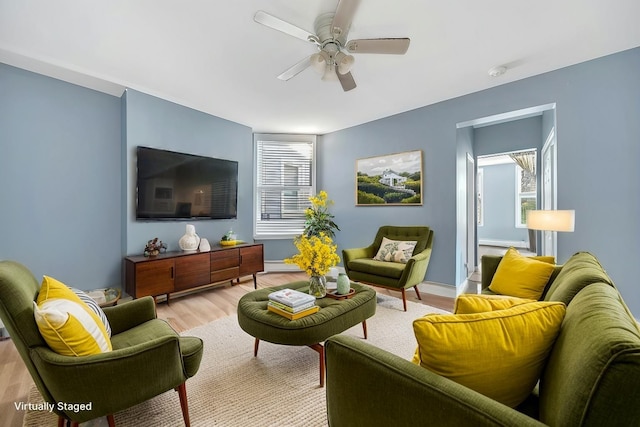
[356,150,423,206]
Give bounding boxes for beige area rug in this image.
[23,294,447,427]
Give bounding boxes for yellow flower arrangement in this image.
[284,233,340,277]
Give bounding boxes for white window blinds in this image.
[253,134,316,239]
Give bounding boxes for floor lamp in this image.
[527,210,575,258]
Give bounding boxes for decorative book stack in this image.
[267,288,319,320]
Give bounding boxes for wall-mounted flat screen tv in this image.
[136,146,238,220]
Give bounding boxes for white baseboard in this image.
[263,261,346,275]
[417,281,456,298]
[263,261,300,273]
[479,239,528,249]
[264,261,456,298]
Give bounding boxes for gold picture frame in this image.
[356,150,423,206]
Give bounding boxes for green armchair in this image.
[0,260,203,427]
[342,225,434,311]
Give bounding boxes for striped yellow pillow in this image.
[34,276,112,356]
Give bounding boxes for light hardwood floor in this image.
[0,272,454,427]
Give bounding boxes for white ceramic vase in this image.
[198,238,211,252]
[179,224,200,251]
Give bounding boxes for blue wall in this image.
[474,116,543,157]
[0,63,122,288]
[478,163,526,243]
[320,48,640,314]
[122,90,253,255]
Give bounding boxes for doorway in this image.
[476,149,537,260]
[455,103,557,288]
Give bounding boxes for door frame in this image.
[466,153,476,278]
[540,127,557,256]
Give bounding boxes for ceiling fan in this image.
[254,0,410,92]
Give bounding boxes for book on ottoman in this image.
[267,303,319,320]
[268,299,316,313]
[268,288,316,308]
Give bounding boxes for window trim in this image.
[514,153,537,228]
[253,133,316,240]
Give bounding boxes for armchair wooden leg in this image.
[58,417,76,427]
[414,285,422,300]
[60,415,114,427]
[401,289,407,311]
[175,382,191,427]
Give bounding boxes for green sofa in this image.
[342,225,434,311]
[325,252,640,426]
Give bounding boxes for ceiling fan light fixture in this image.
[254,5,410,92]
[310,52,326,74]
[336,52,355,75]
[322,64,338,81]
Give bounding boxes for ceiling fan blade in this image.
[337,70,357,92]
[254,11,316,44]
[331,0,361,44]
[346,38,410,54]
[277,56,312,81]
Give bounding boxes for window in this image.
[513,151,537,227]
[254,134,316,239]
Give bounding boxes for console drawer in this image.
[211,267,240,283]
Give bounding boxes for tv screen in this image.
[136,146,238,220]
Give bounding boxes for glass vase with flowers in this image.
[285,233,340,298]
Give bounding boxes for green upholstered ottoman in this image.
[237,281,376,386]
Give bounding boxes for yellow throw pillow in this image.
[488,247,555,300]
[373,237,417,263]
[34,276,112,356]
[412,301,566,408]
[454,294,536,314]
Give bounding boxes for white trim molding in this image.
[479,239,528,249]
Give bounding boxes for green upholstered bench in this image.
[237,281,376,386]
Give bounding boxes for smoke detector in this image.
[488,66,507,77]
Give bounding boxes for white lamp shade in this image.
[527,210,575,232]
[322,63,338,81]
[335,52,355,74]
[310,52,326,74]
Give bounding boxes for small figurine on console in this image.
[144,238,167,257]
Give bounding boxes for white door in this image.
[541,128,557,256]
[466,153,476,277]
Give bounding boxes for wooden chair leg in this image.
[175,382,191,427]
[308,343,325,387]
[414,285,422,300]
[401,288,407,311]
[362,320,368,339]
[58,417,78,427]
[59,413,114,426]
[254,337,260,356]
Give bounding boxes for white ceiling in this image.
[1,0,639,134]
